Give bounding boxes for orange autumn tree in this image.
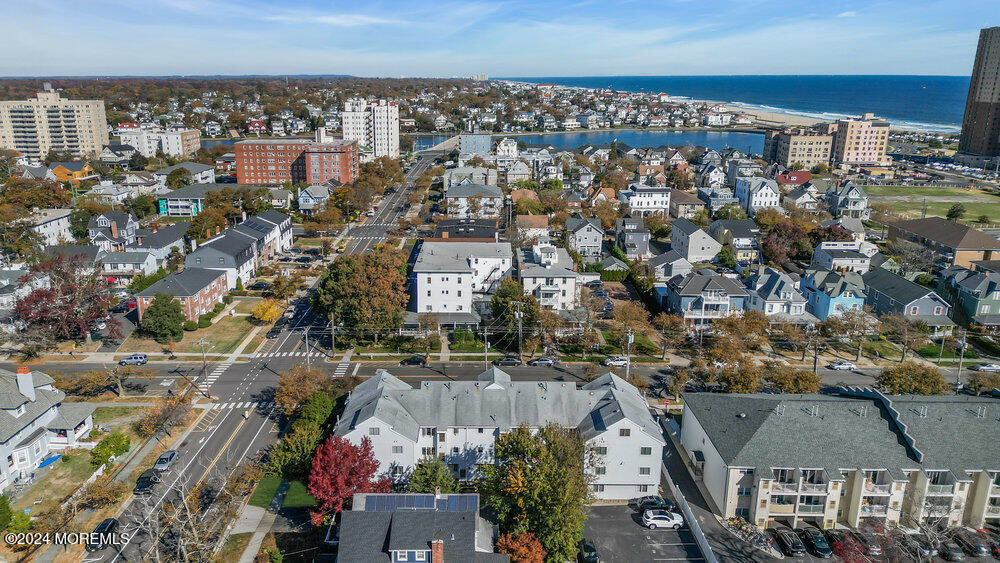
[496,532,546,563]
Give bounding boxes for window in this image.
[619,428,631,437]
[592,484,605,493]
[421,447,434,456]
[415,551,426,561]
[737,487,752,496]
[392,446,403,454]
[368,427,380,435]
[639,467,651,476]
[422,428,435,436]
[594,447,607,455]
[637,484,650,493]
[477,446,484,454]
[478,428,484,433]
[452,447,459,454]
[437,433,445,442]
[640,447,652,455]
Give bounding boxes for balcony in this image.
[700,293,729,304]
[772,482,799,494]
[926,484,954,495]
[769,503,796,515]
[801,482,828,494]
[990,483,1000,497]
[985,505,1000,516]
[860,504,888,517]
[863,483,892,495]
[798,504,825,514]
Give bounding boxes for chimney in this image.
[430,539,444,563]
[110,221,119,239]
[16,367,35,402]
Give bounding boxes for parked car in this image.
[772,528,806,557]
[493,356,522,367]
[336,244,347,253]
[527,357,555,367]
[400,355,428,367]
[153,450,177,471]
[828,361,856,371]
[592,289,608,298]
[92,321,107,331]
[631,495,675,513]
[849,530,883,556]
[641,510,683,530]
[577,539,599,563]
[797,527,832,558]
[248,281,269,291]
[584,280,603,288]
[288,248,302,253]
[952,529,990,558]
[938,539,967,561]
[973,363,1000,372]
[85,518,119,552]
[133,468,160,495]
[980,530,1000,557]
[602,356,629,367]
[898,533,937,558]
[295,256,312,263]
[119,354,147,366]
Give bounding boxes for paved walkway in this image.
[439,334,450,361]
[237,480,288,563]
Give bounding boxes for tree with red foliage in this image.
[496,532,547,563]
[306,436,390,526]
[8,253,120,355]
[808,224,855,247]
[831,534,867,563]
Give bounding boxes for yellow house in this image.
[48,161,95,186]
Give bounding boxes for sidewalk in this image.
[439,334,450,362]
[237,480,288,563]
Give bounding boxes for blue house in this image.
[799,268,866,321]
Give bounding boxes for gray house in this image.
[565,215,603,258]
[670,218,721,263]
[648,250,693,282]
[862,268,954,336]
[615,218,652,260]
[185,233,256,290]
[656,271,749,327]
[124,222,189,266]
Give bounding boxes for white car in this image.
[602,356,629,367]
[642,509,684,530]
[974,363,1000,372]
[828,361,856,371]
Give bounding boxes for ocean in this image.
[503,75,970,133]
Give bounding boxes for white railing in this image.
[860,504,888,516]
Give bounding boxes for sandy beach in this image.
[723,104,825,128]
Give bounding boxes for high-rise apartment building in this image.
[830,113,890,166]
[341,98,399,161]
[0,83,108,159]
[234,133,358,185]
[959,26,1000,157]
[763,128,833,169]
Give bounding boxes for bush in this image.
[599,269,627,282]
[0,495,11,531]
[451,327,475,343]
[214,302,225,313]
[183,321,198,331]
[90,432,130,467]
[198,318,212,329]
[223,295,233,304]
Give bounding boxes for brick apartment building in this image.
[136,267,228,322]
[234,133,358,185]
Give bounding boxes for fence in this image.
[657,419,718,563]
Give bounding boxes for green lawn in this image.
[865,185,984,198]
[14,450,97,514]
[248,475,281,508]
[282,480,317,508]
[120,316,254,355]
[917,344,979,360]
[93,406,144,424]
[886,200,999,222]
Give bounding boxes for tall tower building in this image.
[959,26,1000,158]
[0,83,108,159]
[341,98,399,161]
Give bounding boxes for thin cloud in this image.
[837,11,858,17]
[264,13,400,26]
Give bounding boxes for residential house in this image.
[335,492,508,562]
[124,222,188,266]
[515,215,548,242]
[412,241,512,323]
[618,185,671,217]
[214,152,236,173]
[0,367,95,492]
[888,217,1000,268]
[708,219,761,263]
[157,183,227,217]
[0,271,49,331]
[334,369,665,500]
[87,211,139,252]
[862,268,954,335]
[783,185,822,212]
[696,164,726,190]
[505,161,531,184]
[827,180,870,220]
[153,162,215,186]
[509,188,538,207]
[29,209,72,246]
[85,182,131,205]
[516,237,580,311]
[697,185,740,214]
[296,184,332,216]
[136,267,228,322]
[444,184,503,219]
[940,267,1000,329]
[565,215,603,258]
[430,219,499,242]
[745,267,814,324]
[98,143,138,168]
[669,190,707,219]
[734,177,781,217]
[48,162,96,186]
[811,241,874,274]
[100,251,158,285]
[615,218,652,260]
[657,271,749,328]
[821,217,867,242]
[119,171,162,196]
[184,231,256,290]
[443,167,498,190]
[680,390,1000,530]
[800,269,867,321]
[600,256,629,272]
[671,218,721,263]
[648,250,694,282]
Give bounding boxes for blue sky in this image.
[0,0,987,77]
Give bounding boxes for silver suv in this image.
[119,354,147,366]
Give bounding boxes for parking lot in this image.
[584,504,704,562]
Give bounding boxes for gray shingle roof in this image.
[155,162,214,175]
[46,402,96,430]
[338,510,508,563]
[412,242,511,274]
[129,222,189,250]
[668,272,748,296]
[892,217,1000,251]
[862,268,941,305]
[137,267,224,298]
[159,183,227,200]
[565,216,600,233]
[101,251,153,264]
[445,184,502,199]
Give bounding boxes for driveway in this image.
[585,503,704,562]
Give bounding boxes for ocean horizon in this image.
[501,75,970,133]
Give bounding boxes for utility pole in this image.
[956,329,967,390]
[812,337,819,374]
[625,329,634,382]
[483,325,491,369]
[304,326,311,368]
[195,337,214,399]
[513,302,523,362]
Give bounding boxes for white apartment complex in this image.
[412,241,513,318]
[444,184,504,219]
[29,208,73,246]
[733,177,781,217]
[335,369,666,500]
[341,98,399,161]
[618,185,671,217]
[117,126,201,157]
[516,236,580,311]
[681,389,1000,531]
[0,84,108,159]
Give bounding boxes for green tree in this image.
[946,203,966,221]
[141,293,186,343]
[876,361,947,395]
[187,207,229,241]
[406,457,458,494]
[714,202,747,220]
[489,279,540,348]
[124,194,156,218]
[966,372,1000,396]
[762,361,821,393]
[165,167,193,190]
[0,494,11,531]
[481,425,589,561]
[717,244,736,268]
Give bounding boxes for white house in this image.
[618,185,671,217]
[412,241,513,320]
[733,177,781,217]
[29,209,72,246]
[811,241,877,274]
[745,267,815,324]
[670,218,722,263]
[334,369,665,500]
[444,184,503,219]
[516,237,580,311]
